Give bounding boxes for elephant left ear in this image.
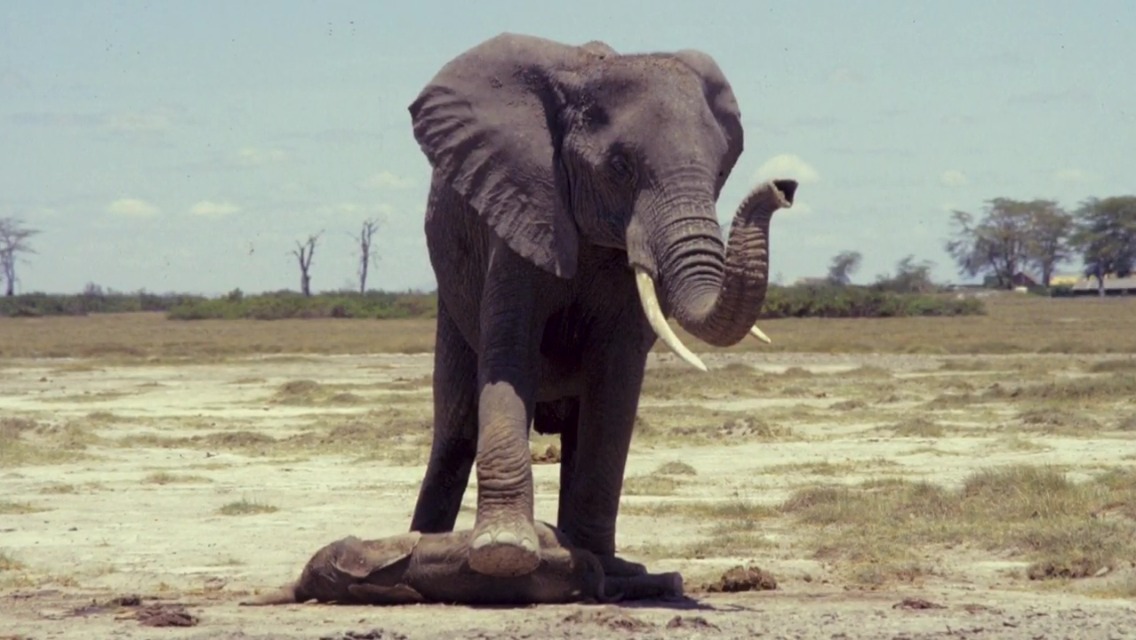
[672,50,744,197]
[333,532,421,582]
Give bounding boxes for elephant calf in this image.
[242,522,682,606]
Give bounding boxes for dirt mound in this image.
[702,564,777,593]
[136,603,198,627]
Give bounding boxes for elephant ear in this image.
[672,50,744,196]
[332,533,420,582]
[409,33,589,279]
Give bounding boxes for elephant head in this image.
[409,33,794,369]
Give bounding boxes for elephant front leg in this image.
[560,340,650,577]
[410,304,477,534]
[467,244,542,577]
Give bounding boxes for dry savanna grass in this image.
[779,466,1136,586]
[0,417,97,467]
[2,294,1135,359]
[111,411,432,466]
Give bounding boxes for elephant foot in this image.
[598,554,648,577]
[468,518,540,577]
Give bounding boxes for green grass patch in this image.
[217,499,278,516]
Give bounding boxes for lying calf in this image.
[243,522,682,606]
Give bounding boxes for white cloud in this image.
[1052,168,1094,185]
[358,170,416,191]
[234,147,287,167]
[104,107,178,134]
[106,198,160,218]
[940,170,969,188]
[753,154,820,184]
[189,200,241,218]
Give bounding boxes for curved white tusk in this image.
[749,325,772,344]
[634,268,708,372]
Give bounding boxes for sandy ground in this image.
[2,351,1135,639]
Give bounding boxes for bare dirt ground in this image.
[3,348,1135,639]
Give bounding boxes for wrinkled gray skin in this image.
[408,32,796,578]
[241,522,682,606]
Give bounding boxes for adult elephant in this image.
[406,32,796,578]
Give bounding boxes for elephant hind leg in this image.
[411,304,478,534]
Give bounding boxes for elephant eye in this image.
[608,153,635,181]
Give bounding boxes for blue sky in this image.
[2,1,1133,294]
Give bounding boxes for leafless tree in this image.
[355,218,382,294]
[291,232,323,297]
[0,217,40,297]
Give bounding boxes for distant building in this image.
[1071,274,1136,296]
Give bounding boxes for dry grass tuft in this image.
[217,499,278,516]
[655,460,697,476]
[0,500,47,514]
[883,416,946,437]
[1014,407,1103,435]
[142,472,212,485]
[622,474,682,496]
[1085,358,1136,374]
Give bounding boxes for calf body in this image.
[243,522,681,606]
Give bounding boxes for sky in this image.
[2,1,1133,295]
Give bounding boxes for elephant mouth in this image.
[632,179,794,371]
[633,268,772,372]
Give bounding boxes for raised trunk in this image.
[657,180,795,347]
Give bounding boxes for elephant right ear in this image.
[409,33,584,279]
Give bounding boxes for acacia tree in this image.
[826,250,862,286]
[355,218,381,294]
[292,232,323,297]
[874,254,936,293]
[0,217,40,297]
[1073,196,1136,296]
[946,198,1072,288]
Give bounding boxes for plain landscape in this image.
[2,294,1136,639]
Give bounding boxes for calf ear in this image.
[332,533,421,581]
[347,583,425,605]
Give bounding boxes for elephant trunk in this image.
[633,180,796,370]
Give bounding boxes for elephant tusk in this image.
[749,325,772,344]
[634,267,708,372]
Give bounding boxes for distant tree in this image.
[1025,203,1075,287]
[825,250,863,286]
[355,218,381,294]
[874,254,936,293]
[0,217,40,297]
[291,232,323,297]
[1072,196,1136,296]
[946,199,1074,288]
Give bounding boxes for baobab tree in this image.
[0,217,40,297]
[291,232,323,297]
[355,218,381,294]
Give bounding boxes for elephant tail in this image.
[239,583,302,606]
